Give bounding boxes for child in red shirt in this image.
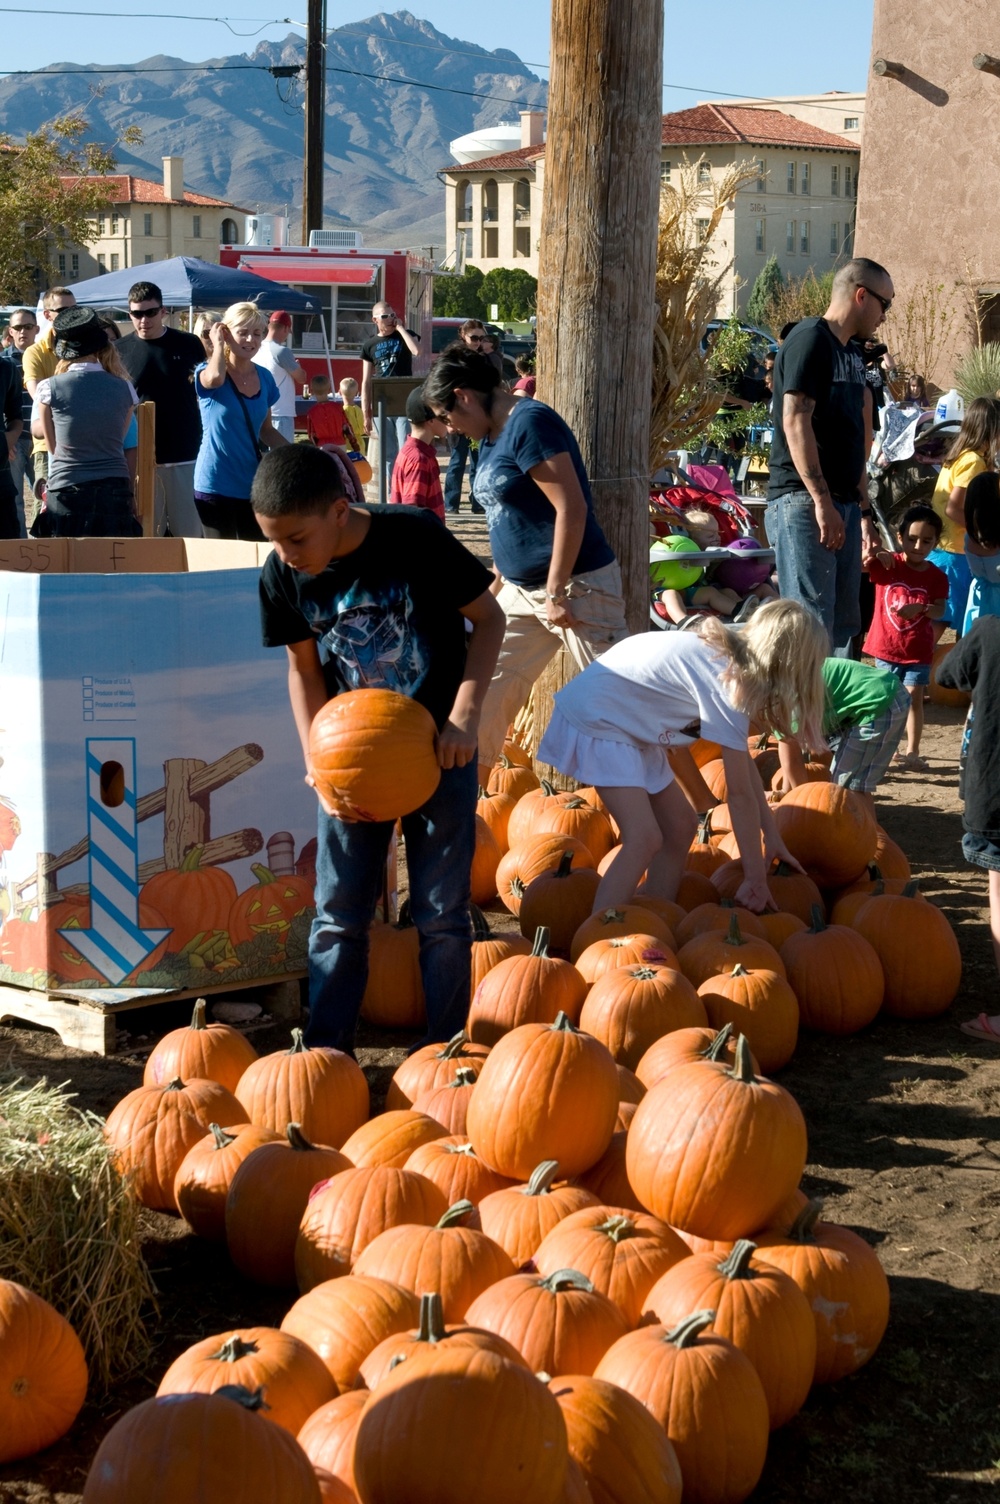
[863,503,948,771]
[306,374,348,448]
[390,389,448,521]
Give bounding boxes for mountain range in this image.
[0,10,548,246]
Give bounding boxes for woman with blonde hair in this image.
[929,395,1000,636]
[193,311,221,359]
[537,598,828,911]
[33,306,139,537]
[193,300,289,538]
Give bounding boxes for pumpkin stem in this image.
[808,904,827,934]
[477,785,489,800]
[866,863,883,881]
[786,1200,824,1243]
[598,907,628,924]
[447,1067,478,1090]
[213,1384,270,1412]
[703,1022,734,1061]
[249,863,277,886]
[165,1078,185,1092]
[523,1160,560,1196]
[540,778,558,797]
[773,861,796,878]
[436,1199,476,1228]
[416,1292,447,1342]
[531,926,552,958]
[497,755,513,770]
[696,811,713,845]
[438,1032,472,1059]
[286,1123,318,1152]
[209,1123,237,1151]
[287,1028,308,1055]
[664,1310,717,1348]
[727,1035,757,1084]
[550,1012,578,1034]
[470,905,492,942]
[511,876,526,899]
[553,851,576,879]
[189,998,208,1030]
[630,965,661,980]
[443,1142,478,1158]
[717,1239,757,1279]
[902,879,921,899]
[722,912,745,947]
[730,963,749,977]
[210,1334,260,1363]
[179,844,206,873]
[596,1215,637,1243]
[538,1268,595,1294]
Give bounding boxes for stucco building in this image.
[443,105,860,318]
[52,156,246,283]
[855,1,1000,384]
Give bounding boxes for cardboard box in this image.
[0,538,317,993]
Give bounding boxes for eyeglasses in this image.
[129,306,163,319]
[465,334,485,343]
[9,324,36,331]
[860,286,892,314]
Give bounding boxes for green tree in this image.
[480,266,538,321]
[745,253,784,331]
[0,114,143,301]
[433,265,486,319]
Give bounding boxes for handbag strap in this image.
[227,374,263,462]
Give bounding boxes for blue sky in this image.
[0,1,875,108]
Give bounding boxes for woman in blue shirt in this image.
[422,347,627,767]
[194,301,289,539]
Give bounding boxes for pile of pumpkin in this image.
[8,964,894,1503]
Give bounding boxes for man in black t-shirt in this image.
[117,281,206,537]
[766,257,893,653]
[253,443,503,1055]
[360,301,421,488]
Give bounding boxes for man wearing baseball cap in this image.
[254,311,306,442]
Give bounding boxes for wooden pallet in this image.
[0,973,305,1055]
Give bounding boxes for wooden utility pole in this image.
[301,0,326,243]
[533,0,664,777]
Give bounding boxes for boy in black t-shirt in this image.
[253,445,504,1054]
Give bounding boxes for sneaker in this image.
[731,594,761,624]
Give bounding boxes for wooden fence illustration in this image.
[15,742,264,913]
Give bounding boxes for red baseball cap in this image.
[268,310,292,326]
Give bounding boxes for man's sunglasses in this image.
[860,286,892,314]
[129,306,163,318]
[8,324,36,331]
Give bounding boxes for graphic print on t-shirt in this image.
[369,336,404,377]
[658,717,702,747]
[306,580,427,696]
[883,580,930,632]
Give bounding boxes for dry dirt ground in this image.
[1,502,997,1500]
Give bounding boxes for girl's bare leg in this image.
[591,786,663,910]
[905,683,924,757]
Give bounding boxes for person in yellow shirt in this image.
[22,286,76,514]
[929,396,1000,636]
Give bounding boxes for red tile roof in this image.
[660,104,859,151]
[442,144,545,173]
[57,173,248,210]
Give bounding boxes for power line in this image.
[0,5,289,37]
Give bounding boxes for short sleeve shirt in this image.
[767,317,868,501]
[552,631,748,751]
[193,365,280,500]
[390,436,445,520]
[474,399,614,587]
[254,340,299,419]
[820,657,904,736]
[360,329,418,378]
[932,449,986,553]
[862,553,948,665]
[117,327,206,464]
[259,508,493,728]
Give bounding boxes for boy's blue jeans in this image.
[444,433,478,510]
[306,757,478,1051]
[765,490,862,654]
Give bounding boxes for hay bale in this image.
[0,1074,157,1388]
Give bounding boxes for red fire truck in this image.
[218,236,436,388]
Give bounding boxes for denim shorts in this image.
[962,832,1000,872]
[875,657,931,687]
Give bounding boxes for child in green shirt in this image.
[776,657,909,817]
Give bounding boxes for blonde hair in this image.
[222,302,266,334]
[55,343,130,381]
[339,376,358,398]
[194,312,220,340]
[699,598,827,747]
[682,508,720,547]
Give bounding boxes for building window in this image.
[98,217,105,234]
[144,212,152,236]
[97,253,107,274]
[698,161,711,183]
[800,163,810,195]
[786,162,795,194]
[843,222,854,254]
[756,159,766,192]
[71,253,79,275]
[695,218,710,243]
[145,254,154,264]
[660,159,671,183]
[482,226,499,258]
[800,221,810,254]
[482,179,498,224]
[110,253,119,271]
[830,222,840,255]
[221,218,238,243]
[831,164,840,196]
[845,165,854,198]
[192,214,201,238]
[57,253,66,274]
[515,226,531,258]
[514,178,531,222]
[111,213,119,234]
[786,221,796,253]
[755,218,765,253]
[844,116,859,130]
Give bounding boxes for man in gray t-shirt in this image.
[254,310,306,441]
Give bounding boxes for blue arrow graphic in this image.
[59,738,170,985]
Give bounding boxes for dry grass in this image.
[0,1074,157,1387]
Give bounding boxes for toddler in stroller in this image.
[649,480,776,630]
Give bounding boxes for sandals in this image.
[895,752,930,772]
[960,1013,1000,1043]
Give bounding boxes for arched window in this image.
[482,179,499,224]
[220,218,238,244]
[514,178,531,220]
[456,179,472,224]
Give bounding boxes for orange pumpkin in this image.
[507,781,616,866]
[629,894,685,931]
[0,1279,88,1464]
[228,863,314,947]
[352,1201,515,1321]
[772,782,878,887]
[156,1327,336,1434]
[673,870,719,911]
[104,1075,248,1213]
[225,1123,352,1287]
[465,1268,629,1378]
[496,835,593,915]
[309,687,440,822]
[853,886,961,1018]
[476,786,518,855]
[294,1164,448,1291]
[685,813,728,878]
[674,900,766,947]
[501,736,534,768]
[140,844,238,951]
[339,1110,447,1170]
[570,905,675,962]
[710,858,824,924]
[39,897,171,985]
[296,1391,367,1499]
[575,932,676,986]
[385,1032,490,1112]
[467,1013,619,1180]
[412,1066,479,1135]
[676,912,785,989]
[578,964,707,1071]
[517,853,602,951]
[477,1159,599,1265]
[635,1021,756,1088]
[698,963,799,1074]
[235,1029,369,1148]
[470,906,532,1002]
[280,1275,420,1391]
[872,828,911,879]
[929,642,971,707]
[533,1205,690,1327]
[144,998,258,1094]
[468,927,587,1045]
[405,1135,515,1206]
[358,1290,528,1390]
[361,903,425,1030]
[756,909,806,950]
[549,1373,683,1504]
[571,1128,644,1214]
[471,814,502,905]
[487,754,541,800]
[174,1121,281,1240]
[781,905,884,1035]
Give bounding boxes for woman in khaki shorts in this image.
[421,347,628,766]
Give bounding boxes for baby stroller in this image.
[649,462,774,630]
[868,411,959,544]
